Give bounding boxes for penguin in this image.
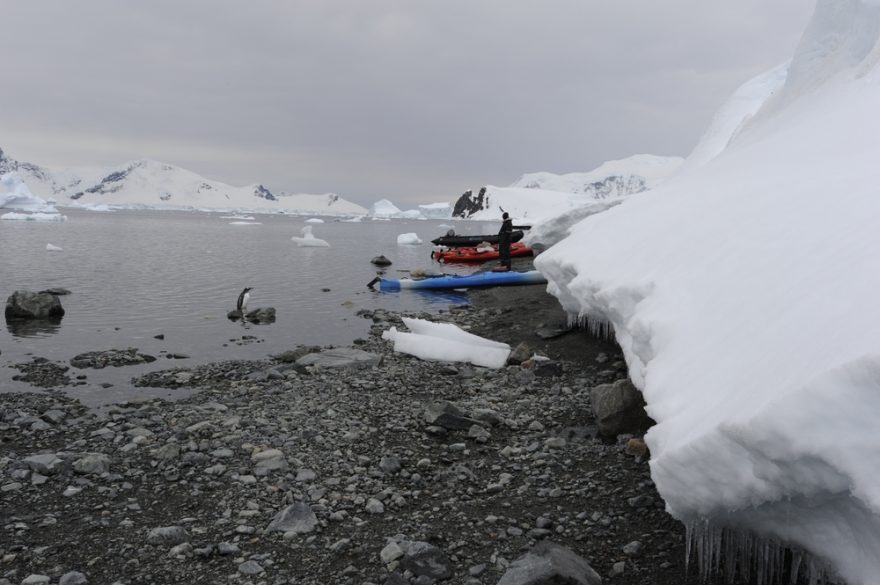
[237,287,253,315]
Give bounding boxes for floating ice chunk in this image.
[228,221,262,225]
[46,243,63,252]
[305,218,324,223]
[291,225,330,247]
[382,318,510,368]
[1,212,67,222]
[343,216,363,223]
[397,233,422,245]
[221,215,255,220]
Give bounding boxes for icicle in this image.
[679,518,842,585]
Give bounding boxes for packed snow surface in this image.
[382,318,510,369]
[534,1,880,582]
[462,186,603,223]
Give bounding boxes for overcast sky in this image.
[2,1,815,206]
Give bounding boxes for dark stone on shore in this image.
[5,290,65,319]
[424,400,481,431]
[398,540,453,581]
[70,348,157,369]
[371,255,393,266]
[245,307,276,324]
[591,378,652,437]
[535,322,575,340]
[294,347,380,371]
[11,357,71,388]
[498,541,602,585]
[273,345,322,363]
[507,341,532,365]
[266,502,318,534]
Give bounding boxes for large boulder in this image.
[5,290,65,319]
[590,379,652,437]
[498,541,602,585]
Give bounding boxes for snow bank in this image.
[535,2,880,582]
[382,318,510,369]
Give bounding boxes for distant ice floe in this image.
[343,216,363,223]
[221,215,255,221]
[382,318,510,368]
[1,211,68,222]
[305,218,325,223]
[397,233,422,245]
[46,243,63,252]
[291,225,330,247]
[228,221,262,225]
[0,173,67,221]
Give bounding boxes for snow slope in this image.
[0,148,367,215]
[535,1,880,583]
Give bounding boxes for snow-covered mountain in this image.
[452,154,682,220]
[535,1,880,583]
[0,147,367,215]
[511,154,683,197]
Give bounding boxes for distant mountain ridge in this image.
[452,154,683,219]
[0,146,367,215]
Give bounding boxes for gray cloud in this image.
[1,1,814,205]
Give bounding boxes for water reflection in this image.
[5,316,63,338]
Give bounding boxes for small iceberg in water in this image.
[397,233,422,245]
[46,243,63,252]
[292,225,330,247]
[305,218,325,223]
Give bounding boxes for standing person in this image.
[498,211,513,270]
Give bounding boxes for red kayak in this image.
[431,241,533,264]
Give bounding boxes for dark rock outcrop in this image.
[5,291,65,319]
[452,187,488,218]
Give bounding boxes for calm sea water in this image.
[0,209,501,404]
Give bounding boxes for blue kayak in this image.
[377,270,547,291]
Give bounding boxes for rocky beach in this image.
[2,275,719,585]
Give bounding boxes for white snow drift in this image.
[534,1,880,583]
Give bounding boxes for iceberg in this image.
[534,1,880,583]
[291,225,330,247]
[396,233,422,246]
[0,173,66,220]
